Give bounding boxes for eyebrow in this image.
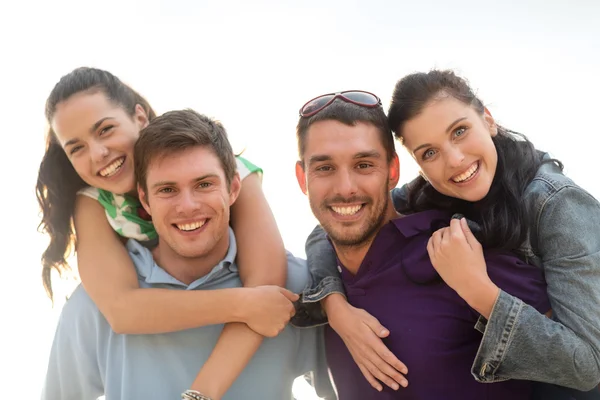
[411,117,468,154]
[62,117,116,149]
[354,150,381,159]
[151,173,221,189]
[307,150,381,166]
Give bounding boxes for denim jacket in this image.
[294,157,600,391]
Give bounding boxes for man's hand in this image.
[240,286,298,337]
[323,294,408,392]
[427,218,500,318]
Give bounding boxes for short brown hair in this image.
[296,98,395,167]
[134,109,236,193]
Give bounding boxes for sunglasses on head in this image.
[299,90,382,117]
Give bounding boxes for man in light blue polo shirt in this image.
[41,109,334,400]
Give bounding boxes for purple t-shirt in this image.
[325,210,551,400]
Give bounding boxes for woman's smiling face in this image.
[401,95,498,202]
[51,91,148,195]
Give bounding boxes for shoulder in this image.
[57,285,103,332]
[285,251,310,293]
[525,158,596,216]
[235,155,263,180]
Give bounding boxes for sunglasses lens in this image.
[301,95,334,116]
[344,91,380,105]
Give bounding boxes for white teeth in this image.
[331,205,362,216]
[176,220,206,231]
[452,162,479,183]
[99,158,125,177]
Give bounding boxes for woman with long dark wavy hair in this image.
[301,70,600,399]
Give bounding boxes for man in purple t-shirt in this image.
[294,92,550,399]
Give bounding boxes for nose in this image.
[445,145,465,168]
[174,189,201,215]
[90,141,109,163]
[334,168,358,198]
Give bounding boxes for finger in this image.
[361,313,390,337]
[440,226,452,245]
[430,229,443,251]
[370,356,409,389]
[363,358,401,391]
[460,218,480,249]
[427,237,435,261]
[356,362,383,392]
[279,287,300,302]
[377,348,409,376]
[449,218,466,241]
[364,337,409,382]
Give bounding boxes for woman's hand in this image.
[240,286,298,337]
[323,294,408,392]
[427,218,500,318]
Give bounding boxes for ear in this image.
[483,107,498,137]
[295,161,308,195]
[388,153,400,190]
[137,183,152,216]
[228,172,242,206]
[134,104,150,130]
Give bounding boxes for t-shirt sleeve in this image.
[235,155,262,180]
[77,186,100,200]
[484,250,551,314]
[41,286,104,400]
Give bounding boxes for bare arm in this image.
[189,173,290,399]
[74,194,286,334]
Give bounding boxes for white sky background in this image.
[0,0,598,397]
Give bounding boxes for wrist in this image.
[321,293,349,319]
[230,288,251,323]
[461,279,500,319]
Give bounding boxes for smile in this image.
[98,157,125,177]
[174,220,207,232]
[331,205,363,216]
[451,161,479,183]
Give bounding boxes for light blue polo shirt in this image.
[41,229,333,400]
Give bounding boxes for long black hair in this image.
[388,69,561,252]
[37,67,157,300]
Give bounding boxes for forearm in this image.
[303,224,345,302]
[473,290,600,390]
[188,270,284,397]
[190,323,262,399]
[104,287,246,334]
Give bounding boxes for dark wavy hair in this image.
[388,69,561,252]
[36,67,157,300]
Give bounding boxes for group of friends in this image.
[37,67,600,400]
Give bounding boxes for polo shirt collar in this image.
[127,228,238,289]
[391,209,454,238]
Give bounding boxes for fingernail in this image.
[377,386,383,392]
[392,383,399,390]
[401,380,408,387]
[381,329,389,336]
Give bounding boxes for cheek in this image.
[69,156,92,178]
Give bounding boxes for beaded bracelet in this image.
[181,389,212,400]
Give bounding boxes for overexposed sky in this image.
[0,0,599,396]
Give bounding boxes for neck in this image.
[151,234,230,285]
[334,200,400,275]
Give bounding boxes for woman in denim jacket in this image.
[297,70,600,399]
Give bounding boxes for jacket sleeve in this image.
[290,225,345,327]
[41,286,104,400]
[472,185,600,390]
